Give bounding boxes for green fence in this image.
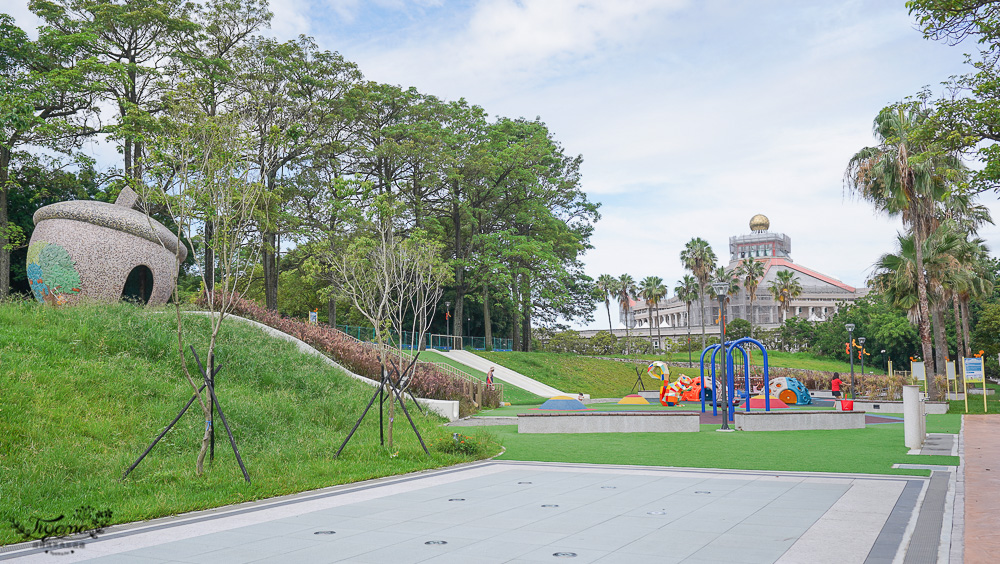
[334,325,512,351]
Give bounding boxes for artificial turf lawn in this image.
[485,414,959,476]
[0,302,500,545]
[412,350,544,405]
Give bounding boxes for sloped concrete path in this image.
[441,350,564,398]
[963,415,1000,563]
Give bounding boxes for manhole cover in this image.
[647,510,667,515]
[541,504,559,508]
[553,552,577,558]
[449,498,465,501]
[314,531,336,535]
[425,540,448,545]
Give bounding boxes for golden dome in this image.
[749,214,770,233]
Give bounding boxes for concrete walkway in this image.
[0,461,943,564]
[441,350,564,398]
[963,415,1000,563]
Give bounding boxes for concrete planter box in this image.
[968,388,995,395]
[846,400,949,415]
[734,410,865,431]
[517,412,700,433]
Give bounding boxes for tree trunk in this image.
[0,156,9,299]
[961,297,972,358]
[655,302,662,353]
[932,303,948,378]
[952,292,964,362]
[204,220,215,293]
[328,297,336,328]
[521,275,531,352]
[262,231,278,310]
[483,281,492,351]
[699,287,707,348]
[647,301,653,343]
[912,224,937,398]
[454,292,464,350]
[605,299,613,334]
[510,274,521,352]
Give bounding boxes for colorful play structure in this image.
[647,361,708,407]
[695,338,812,422]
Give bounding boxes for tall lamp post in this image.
[846,323,856,399]
[858,337,866,377]
[881,349,887,372]
[712,281,732,431]
[445,301,451,350]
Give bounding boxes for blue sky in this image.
[8,0,995,329]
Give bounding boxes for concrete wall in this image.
[517,412,700,433]
[734,411,865,431]
[848,400,949,415]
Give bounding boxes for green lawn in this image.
[949,380,1000,414]
[412,350,544,405]
[473,351,703,398]
[0,302,499,545]
[482,413,960,476]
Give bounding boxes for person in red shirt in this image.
[831,372,843,399]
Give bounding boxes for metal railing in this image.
[334,324,512,351]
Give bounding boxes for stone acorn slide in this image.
[440,349,565,398]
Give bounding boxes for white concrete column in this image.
[903,385,925,450]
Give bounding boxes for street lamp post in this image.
[881,349,887,372]
[445,301,451,350]
[846,323,856,399]
[712,281,732,431]
[858,337,866,377]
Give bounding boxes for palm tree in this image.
[735,258,765,338]
[767,270,802,325]
[596,274,619,336]
[616,274,638,352]
[639,276,668,352]
[680,238,717,348]
[845,102,963,379]
[675,274,699,366]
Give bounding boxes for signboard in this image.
[964,357,985,383]
[309,311,318,325]
[911,361,926,382]
[946,361,956,381]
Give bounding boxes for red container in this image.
[840,400,854,411]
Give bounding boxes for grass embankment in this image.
[482,413,960,476]
[413,350,544,405]
[0,302,497,545]
[474,351,702,398]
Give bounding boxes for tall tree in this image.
[596,273,618,335]
[639,275,667,351]
[31,0,197,184]
[735,257,765,338]
[680,237,717,348]
[674,274,699,365]
[767,270,802,324]
[845,103,961,378]
[0,14,95,298]
[616,273,637,348]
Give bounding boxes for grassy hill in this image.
[0,302,497,545]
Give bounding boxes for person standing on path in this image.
[831,373,843,400]
[486,366,494,390]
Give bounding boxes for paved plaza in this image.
[1,458,957,564]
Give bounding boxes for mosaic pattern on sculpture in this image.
[27,241,82,305]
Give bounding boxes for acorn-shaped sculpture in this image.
[27,188,187,306]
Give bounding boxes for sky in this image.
[7,0,996,330]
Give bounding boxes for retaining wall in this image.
[517,412,700,434]
[846,400,949,415]
[734,410,865,431]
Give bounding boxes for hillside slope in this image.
[0,303,495,545]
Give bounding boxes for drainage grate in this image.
[425,540,448,545]
[449,498,465,502]
[553,552,577,558]
[541,504,559,508]
[647,510,667,515]
[694,491,711,494]
[314,531,336,535]
[518,481,532,484]
[601,486,617,489]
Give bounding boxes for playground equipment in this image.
[618,394,649,405]
[538,396,587,410]
[699,338,773,422]
[659,374,696,406]
[769,376,812,405]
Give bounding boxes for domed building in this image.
[607,215,867,348]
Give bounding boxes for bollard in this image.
[903,385,925,450]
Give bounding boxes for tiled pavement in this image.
[963,415,1000,564]
[1,460,945,564]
